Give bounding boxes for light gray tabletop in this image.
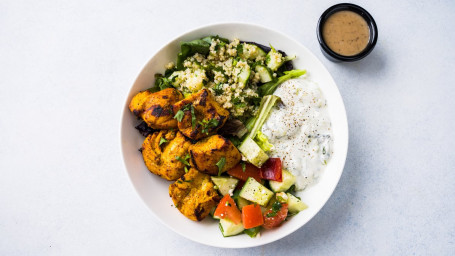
[1,0,454,255]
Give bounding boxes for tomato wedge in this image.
[260,158,282,182]
[213,194,242,224]
[263,203,288,229]
[242,204,264,229]
[227,163,262,182]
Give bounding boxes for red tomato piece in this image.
[263,203,288,229]
[227,163,262,182]
[242,204,264,229]
[260,158,282,182]
[214,194,242,224]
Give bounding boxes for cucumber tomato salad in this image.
[128,36,332,238]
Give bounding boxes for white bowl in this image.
[120,22,348,248]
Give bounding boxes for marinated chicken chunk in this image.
[129,88,183,129]
[189,135,241,176]
[141,130,191,180]
[173,89,229,140]
[169,168,220,221]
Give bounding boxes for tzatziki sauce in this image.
[262,78,333,190]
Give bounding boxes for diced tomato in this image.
[260,158,282,182]
[214,194,242,224]
[227,163,262,182]
[263,203,288,229]
[242,204,264,229]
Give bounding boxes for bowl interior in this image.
[120,23,348,248]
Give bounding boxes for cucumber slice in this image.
[286,193,308,214]
[237,65,251,87]
[255,65,273,83]
[209,206,220,220]
[238,137,269,167]
[239,43,266,60]
[211,177,239,196]
[265,45,296,71]
[239,177,274,206]
[265,48,283,71]
[269,169,296,192]
[235,197,251,210]
[219,218,244,237]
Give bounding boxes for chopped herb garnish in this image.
[190,105,196,129]
[225,201,231,207]
[213,83,223,95]
[159,137,168,146]
[184,166,189,173]
[184,180,193,183]
[173,104,191,122]
[177,180,183,184]
[241,162,246,172]
[199,118,219,134]
[173,110,185,122]
[216,157,226,176]
[176,154,191,166]
[322,147,326,154]
[266,201,282,217]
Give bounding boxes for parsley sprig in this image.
[199,118,219,134]
[216,157,226,176]
[175,154,191,173]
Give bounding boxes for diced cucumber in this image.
[237,65,251,87]
[265,45,296,71]
[255,65,273,83]
[238,137,269,167]
[239,43,266,60]
[244,226,261,238]
[239,177,274,206]
[236,197,251,210]
[286,193,308,214]
[219,218,244,237]
[211,177,239,196]
[269,169,296,192]
[209,207,220,220]
[265,48,283,71]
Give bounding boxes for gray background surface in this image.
[1,0,454,255]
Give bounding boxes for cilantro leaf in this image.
[173,110,185,122]
[216,157,226,176]
[159,137,168,146]
[176,154,191,166]
[198,118,219,134]
[190,105,196,129]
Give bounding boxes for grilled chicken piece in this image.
[141,130,191,181]
[173,89,229,140]
[169,168,220,221]
[189,135,241,176]
[129,88,183,129]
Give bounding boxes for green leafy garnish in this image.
[176,154,191,166]
[173,104,191,122]
[241,162,246,172]
[216,157,226,176]
[154,73,174,91]
[190,105,196,129]
[266,201,282,217]
[213,83,224,95]
[159,137,168,146]
[199,118,219,134]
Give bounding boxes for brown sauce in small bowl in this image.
[322,10,370,56]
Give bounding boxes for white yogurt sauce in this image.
[262,78,333,190]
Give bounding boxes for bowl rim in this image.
[120,21,349,248]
